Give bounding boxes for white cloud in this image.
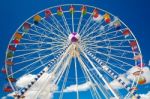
[139,91,150,99]
[106,75,130,89]
[127,66,150,84]
[4,73,57,99]
[23,73,57,99]
[16,74,36,88]
[109,97,116,99]
[1,97,7,99]
[107,66,150,90]
[63,81,93,92]
[109,80,122,89]
[1,92,15,99]
[127,66,141,74]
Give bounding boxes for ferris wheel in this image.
[2,4,145,99]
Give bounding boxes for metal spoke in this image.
[79,47,119,99]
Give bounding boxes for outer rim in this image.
[5,4,143,98]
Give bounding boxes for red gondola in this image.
[123,29,130,35]
[57,6,62,12]
[45,10,51,18]
[13,39,20,44]
[23,22,31,30]
[4,86,13,92]
[9,45,16,51]
[122,29,131,38]
[14,32,23,39]
[1,68,6,74]
[93,9,99,18]
[130,41,137,50]
[138,63,145,67]
[130,41,137,47]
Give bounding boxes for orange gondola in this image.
[6,60,13,66]
[14,94,25,98]
[33,15,41,24]
[20,96,25,98]
[14,32,23,39]
[134,54,142,60]
[8,77,17,82]
[131,87,138,91]
[138,76,146,84]
[14,94,18,97]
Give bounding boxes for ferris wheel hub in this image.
[69,32,80,43]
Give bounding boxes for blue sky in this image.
[0,0,150,98]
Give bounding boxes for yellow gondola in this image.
[104,13,111,23]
